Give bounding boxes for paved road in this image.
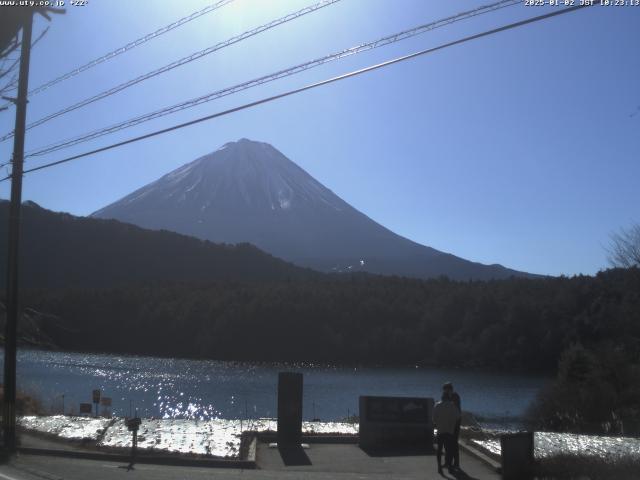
[256,443,499,479]
[18,433,92,452]
[0,443,500,480]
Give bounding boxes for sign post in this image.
[126,416,141,468]
[100,397,112,417]
[92,389,101,418]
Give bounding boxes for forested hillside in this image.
[0,201,314,289]
[20,268,640,373]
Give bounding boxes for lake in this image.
[6,349,548,428]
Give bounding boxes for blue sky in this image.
[0,0,638,276]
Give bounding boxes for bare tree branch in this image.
[0,56,20,81]
[0,76,18,96]
[0,40,20,59]
[30,26,49,49]
[608,223,640,268]
[0,25,51,112]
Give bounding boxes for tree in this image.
[608,223,640,268]
[0,6,61,103]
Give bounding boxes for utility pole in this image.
[3,10,34,453]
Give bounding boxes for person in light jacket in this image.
[432,390,460,474]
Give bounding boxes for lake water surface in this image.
[7,349,547,428]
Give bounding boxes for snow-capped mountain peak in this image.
[92,139,532,280]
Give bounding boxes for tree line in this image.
[18,268,639,374]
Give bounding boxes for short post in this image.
[92,389,101,418]
[277,372,303,446]
[500,431,534,480]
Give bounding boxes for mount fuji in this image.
[92,138,532,280]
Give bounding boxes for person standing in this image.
[443,381,461,470]
[432,390,460,474]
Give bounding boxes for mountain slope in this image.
[93,138,534,280]
[0,200,313,289]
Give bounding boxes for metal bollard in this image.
[500,431,534,480]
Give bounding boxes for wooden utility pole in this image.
[3,10,34,453]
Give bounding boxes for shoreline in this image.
[3,346,557,376]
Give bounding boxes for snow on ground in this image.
[23,415,638,461]
[19,415,113,441]
[470,431,640,460]
[19,416,358,458]
[99,418,243,457]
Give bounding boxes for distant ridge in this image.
[0,200,313,289]
[93,138,536,280]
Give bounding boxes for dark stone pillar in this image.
[277,372,303,446]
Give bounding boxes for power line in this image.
[10,0,235,102]
[0,4,232,111]
[0,0,341,142]
[23,0,520,159]
[0,3,593,184]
